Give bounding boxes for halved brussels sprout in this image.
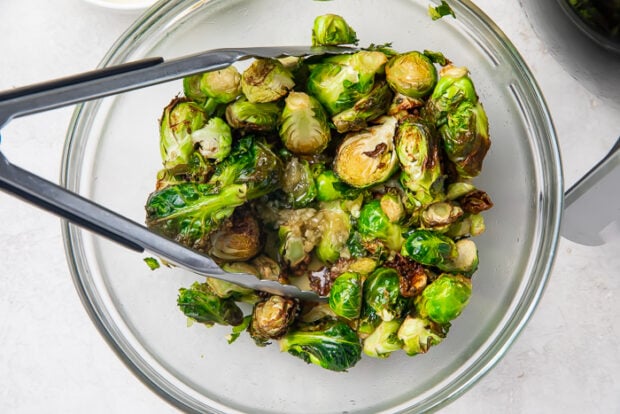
[241,58,295,103]
[397,315,448,356]
[395,118,443,206]
[440,100,490,178]
[311,14,358,46]
[159,98,207,170]
[386,51,437,98]
[363,319,403,358]
[332,80,393,133]
[279,92,331,155]
[379,191,405,223]
[225,97,281,132]
[307,51,388,115]
[191,117,232,163]
[208,209,262,261]
[420,202,464,230]
[333,116,399,188]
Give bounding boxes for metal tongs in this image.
[0,46,355,301]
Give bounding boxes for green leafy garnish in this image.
[428,1,456,20]
[143,257,161,270]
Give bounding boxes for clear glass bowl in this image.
[61,1,562,412]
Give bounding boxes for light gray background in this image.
[0,0,618,412]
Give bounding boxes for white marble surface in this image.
[0,1,618,413]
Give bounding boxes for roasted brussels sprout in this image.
[191,117,232,163]
[385,51,437,99]
[199,66,242,104]
[311,14,358,46]
[316,202,352,264]
[416,274,472,324]
[279,319,362,371]
[241,58,295,103]
[395,118,443,206]
[315,170,359,202]
[281,157,318,208]
[401,229,457,269]
[332,80,393,133]
[397,315,448,356]
[177,282,244,326]
[363,267,407,322]
[208,208,262,261]
[420,202,464,231]
[440,100,490,178]
[159,98,207,170]
[250,295,299,345]
[279,91,331,155]
[333,116,399,188]
[379,191,405,223]
[307,51,388,115]
[425,65,490,178]
[328,271,362,320]
[401,229,478,274]
[225,97,281,132]
[358,199,405,252]
[363,319,403,358]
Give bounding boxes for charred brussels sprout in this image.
[416,274,472,324]
[363,267,407,322]
[241,58,295,103]
[440,100,490,178]
[146,137,282,249]
[250,296,299,345]
[363,319,403,358]
[279,92,331,155]
[395,119,443,206]
[328,272,362,320]
[332,80,393,133]
[159,98,207,170]
[333,116,399,188]
[279,319,362,371]
[397,315,448,356]
[208,209,262,261]
[358,199,405,252]
[225,97,281,132]
[307,51,388,115]
[191,117,232,163]
[177,282,244,326]
[425,65,490,178]
[386,51,437,99]
[311,14,358,46]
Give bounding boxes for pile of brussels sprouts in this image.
[145,14,493,372]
